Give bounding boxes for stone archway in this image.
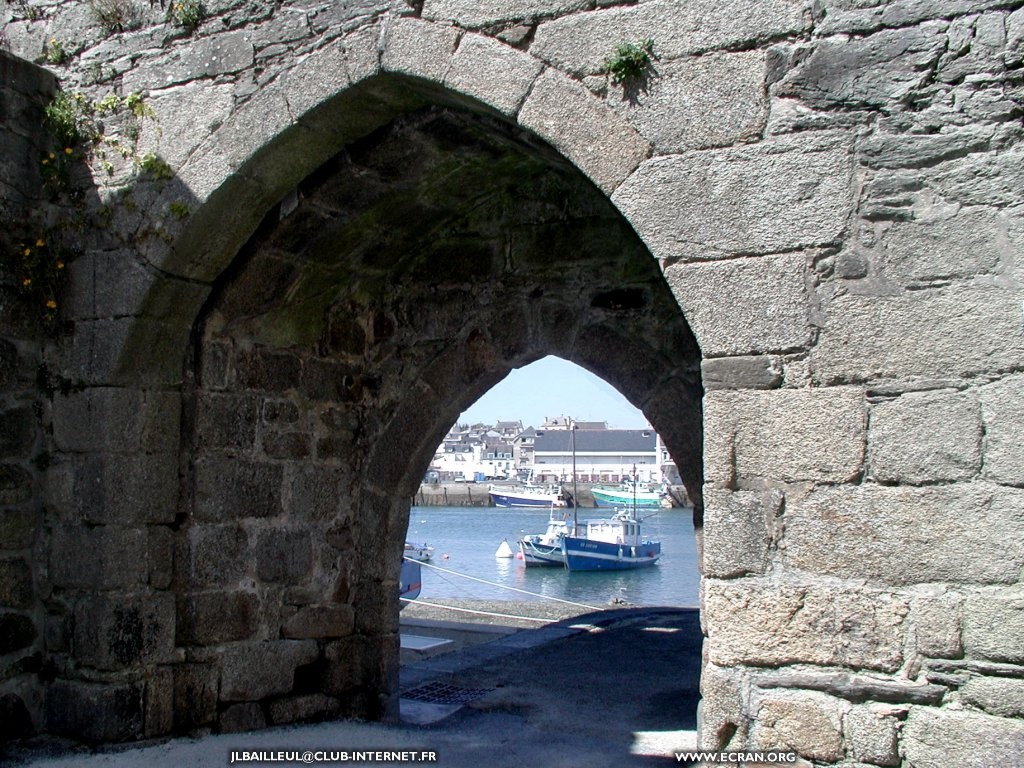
[173,103,702,731]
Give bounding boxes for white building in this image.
[532,428,660,484]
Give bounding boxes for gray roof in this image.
[533,429,655,453]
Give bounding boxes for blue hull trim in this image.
[562,538,661,571]
[490,492,562,508]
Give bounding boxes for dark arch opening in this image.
[175,100,703,731]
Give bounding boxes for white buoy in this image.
[495,539,514,558]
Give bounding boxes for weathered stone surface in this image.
[73,593,175,670]
[49,526,148,590]
[75,453,179,525]
[122,30,255,92]
[844,704,901,766]
[144,666,173,738]
[178,591,260,646]
[817,0,1014,36]
[52,389,181,454]
[904,707,1024,768]
[135,82,235,172]
[256,528,313,583]
[868,390,982,484]
[532,0,810,73]
[704,580,908,672]
[703,388,865,485]
[185,525,250,588]
[929,146,1024,207]
[268,694,341,725]
[608,51,768,152]
[219,702,266,734]
[285,466,347,522]
[173,663,218,731]
[219,640,319,701]
[784,485,1024,585]
[282,604,355,639]
[812,288,1024,384]
[518,69,651,193]
[423,0,589,28]
[45,680,144,743]
[757,669,945,705]
[912,591,963,659]
[193,393,260,452]
[880,206,1008,287]
[980,375,1024,486]
[0,407,35,459]
[0,463,33,506]
[667,253,811,356]
[0,612,36,655]
[699,663,747,751]
[0,692,34,740]
[702,356,783,391]
[860,125,995,173]
[444,34,543,117]
[380,17,460,83]
[0,557,33,609]
[964,588,1024,663]
[193,458,284,521]
[753,692,845,762]
[776,25,947,108]
[0,507,35,551]
[960,676,1024,718]
[615,134,853,263]
[702,488,780,578]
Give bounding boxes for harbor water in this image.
[405,505,700,609]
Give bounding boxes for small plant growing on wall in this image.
[44,38,68,66]
[604,39,655,85]
[167,0,203,31]
[88,0,143,34]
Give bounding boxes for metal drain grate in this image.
[401,681,494,706]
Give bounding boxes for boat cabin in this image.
[583,512,646,546]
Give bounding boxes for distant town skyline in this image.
[456,355,650,430]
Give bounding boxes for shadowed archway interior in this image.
[176,104,703,729]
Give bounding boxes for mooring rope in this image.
[400,597,557,623]
[411,557,602,612]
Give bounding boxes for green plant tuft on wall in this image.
[168,0,204,31]
[44,38,68,66]
[88,0,143,35]
[604,39,655,85]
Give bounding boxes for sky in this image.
[457,355,650,430]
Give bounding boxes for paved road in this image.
[3,607,703,768]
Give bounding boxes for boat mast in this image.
[571,420,578,534]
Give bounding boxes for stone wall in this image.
[0,49,56,740]
[0,0,1022,763]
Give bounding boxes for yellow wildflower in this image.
[64,147,73,155]
[36,238,45,247]
[23,248,31,256]
[56,261,65,270]
[21,278,32,287]
[46,300,57,310]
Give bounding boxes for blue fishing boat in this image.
[488,472,571,508]
[517,508,574,567]
[399,558,422,607]
[561,506,661,571]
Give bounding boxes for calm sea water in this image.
[405,505,700,609]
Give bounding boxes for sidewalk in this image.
[3,607,703,768]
